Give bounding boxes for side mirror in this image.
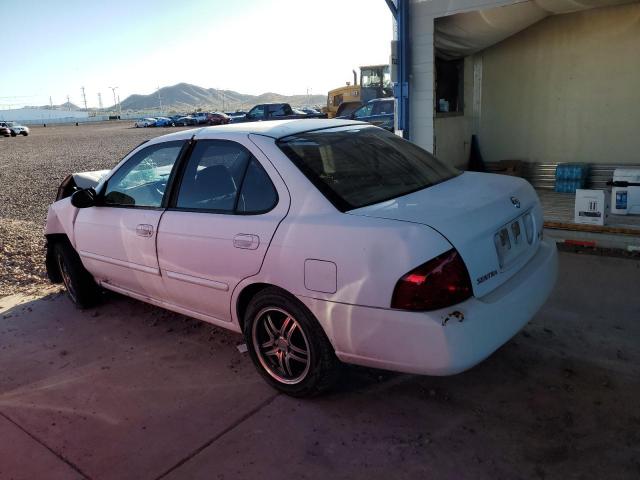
[71,188,97,208]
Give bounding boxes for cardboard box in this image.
[574,189,609,226]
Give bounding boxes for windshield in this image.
[277,126,459,211]
[360,68,382,88]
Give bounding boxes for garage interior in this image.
[401,0,640,249]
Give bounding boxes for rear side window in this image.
[377,101,394,114]
[176,141,250,212]
[237,159,278,213]
[268,104,292,117]
[175,140,277,214]
[277,126,459,211]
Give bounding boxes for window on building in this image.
[435,58,464,114]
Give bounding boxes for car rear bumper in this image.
[299,239,558,376]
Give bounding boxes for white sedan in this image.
[0,121,29,136]
[134,118,156,128]
[45,120,557,396]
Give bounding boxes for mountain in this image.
[119,83,326,112]
[23,101,81,110]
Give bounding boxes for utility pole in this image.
[117,95,121,116]
[108,86,118,113]
[97,92,103,109]
[49,96,53,109]
[66,95,71,110]
[81,87,88,110]
[157,86,162,113]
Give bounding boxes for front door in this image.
[156,139,288,323]
[74,140,186,298]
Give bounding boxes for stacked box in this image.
[555,163,590,193]
[574,189,609,226]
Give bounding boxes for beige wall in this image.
[478,2,640,165]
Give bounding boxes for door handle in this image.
[233,234,259,250]
[136,224,154,237]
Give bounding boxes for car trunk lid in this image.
[347,172,544,298]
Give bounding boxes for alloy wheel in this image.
[252,307,311,385]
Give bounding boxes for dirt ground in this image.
[0,252,639,480]
[0,122,190,297]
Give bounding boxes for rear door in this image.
[156,137,289,323]
[74,140,186,298]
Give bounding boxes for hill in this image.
[119,83,325,111]
[23,101,81,110]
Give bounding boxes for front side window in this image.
[277,127,459,211]
[103,141,184,207]
[354,103,373,119]
[248,105,265,120]
[175,140,277,214]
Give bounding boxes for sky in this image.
[0,0,393,109]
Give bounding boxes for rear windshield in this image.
[277,126,459,211]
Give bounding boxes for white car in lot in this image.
[134,118,156,128]
[45,120,557,396]
[0,121,29,136]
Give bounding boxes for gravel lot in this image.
[0,122,190,297]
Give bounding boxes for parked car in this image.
[0,121,29,136]
[299,107,321,115]
[0,126,11,137]
[45,119,557,397]
[154,117,174,127]
[339,98,395,131]
[228,114,246,123]
[134,118,157,128]
[191,112,210,125]
[175,116,198,126]
[206,112,230,125]
[234,103,326,123]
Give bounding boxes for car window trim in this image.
[166,139,279,216]
[163,137,196,208]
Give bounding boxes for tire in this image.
[243,287,339,397]
[53,241,101,309]
[21,132,28,136]
[10,131,16,137]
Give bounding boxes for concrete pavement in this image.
[1,251,639,479]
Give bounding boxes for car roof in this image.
[193,119,366,139]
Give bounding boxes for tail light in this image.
[391,249,473,311]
